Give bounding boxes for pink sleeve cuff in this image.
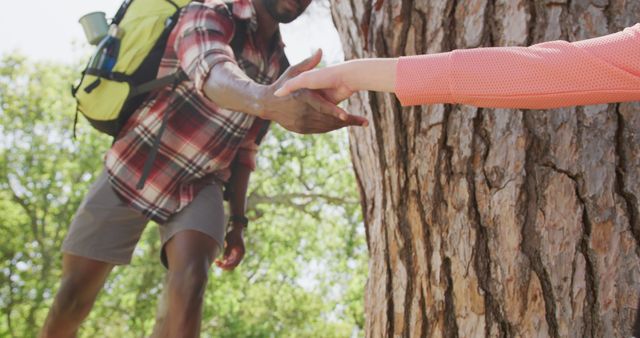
[395,53,454,106]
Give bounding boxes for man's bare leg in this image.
[155,230,219,338]
[40,254,114,338]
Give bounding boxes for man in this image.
[39,0,367,337]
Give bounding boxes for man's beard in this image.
[263,0,300,23]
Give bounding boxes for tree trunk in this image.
[330,1,640,336]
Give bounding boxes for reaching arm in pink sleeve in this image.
[395,24,640,109]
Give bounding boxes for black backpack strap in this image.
[225,2,248,56]
[135,104,171,189]
[72,99,80,139]
[133,73,189,189]
[129,70,188,98]
[113,0,178,25]
[112,0,134,25]
[278,54,290,76]
[230,20,248,56]
[135,78,186,190]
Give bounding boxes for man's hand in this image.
[214,226,245,271]
[257,49,368,134]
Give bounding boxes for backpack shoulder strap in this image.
[225,2,248,56]
[279,54,290,75]
[112,0,133,25]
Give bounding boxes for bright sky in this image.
[0,0,343,65]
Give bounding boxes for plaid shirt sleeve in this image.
[235,145,258,170]
[173,1,237,97]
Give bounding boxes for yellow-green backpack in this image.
[72,0,196,137]
[72,0,247,189]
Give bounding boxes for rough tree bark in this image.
[330,1,640,337]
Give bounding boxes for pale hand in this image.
[274,61,355,102]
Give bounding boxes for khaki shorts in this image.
[62,171,226,268]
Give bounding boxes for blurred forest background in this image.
[0,49,367,337]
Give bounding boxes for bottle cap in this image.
[108,24,124,38]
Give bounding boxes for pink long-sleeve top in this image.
[395,24,640,109]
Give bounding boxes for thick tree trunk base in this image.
[331,1,640,336]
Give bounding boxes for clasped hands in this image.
[261,49,367,134]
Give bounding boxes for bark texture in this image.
[330,0,640,336]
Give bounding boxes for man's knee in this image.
[163,231,217,310]
[55,256,111,313]
[50,276,98,320]
[167,259,211,308]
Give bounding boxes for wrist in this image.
[349,58,397,93]
[247,85,269,118]
[229,215,249,230]
[341,60,359,91]
[229,224,245,233]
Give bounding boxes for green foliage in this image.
[0,54,367,337]
[0,53,112,338]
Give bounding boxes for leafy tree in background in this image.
[0,54,111,338]
[0,54,366,337]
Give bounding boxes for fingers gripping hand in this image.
[274,61,353,100]
[265,49,368,133]
[274,69,328,97]
[294,90,368,132]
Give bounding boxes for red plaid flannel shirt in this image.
[104,0,288,222]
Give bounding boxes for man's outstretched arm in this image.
[173,2,366,134]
